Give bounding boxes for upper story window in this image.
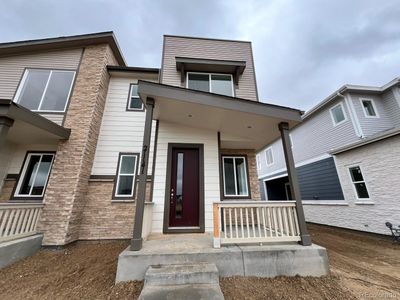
[187,72,234,97]
[360,98,378,118]
[265,147,274,166]
[349,166,370,199]
[14,69,75,112]
[330,103,347,126]
[127,84,144,111]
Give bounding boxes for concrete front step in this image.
[145,263,219,286]
[138,283,224,300]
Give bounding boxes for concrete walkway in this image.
[138,263,224,300]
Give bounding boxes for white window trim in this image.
[289,134,294,148]
[359,98,379,118]
[329,102,348,127]
[13,69,76,113]
[186,72,234,97]
[256,154,261,171]
[115,154,138,198]
[222,156,249,197]
[265,147,274,166]
[14,153,55,198]
[347,164,371,201]
[127,83,144,111]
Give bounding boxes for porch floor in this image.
[115,233,329,282]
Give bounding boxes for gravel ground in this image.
[0,224,399,299]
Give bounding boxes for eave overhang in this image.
[137,81,302,150]
[175,57,246,84]
[0,100,71,143]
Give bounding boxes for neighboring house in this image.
[257,78,400,235]
[0,32,314,254]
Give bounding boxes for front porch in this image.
[116,230,328,282]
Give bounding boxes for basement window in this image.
[222,156,249,197]
[127,84,144,111]
[14,152,55,199]
[187,72,234,96]
[349,166,370,199]
[114,153,138,199]
[14,69,75,112]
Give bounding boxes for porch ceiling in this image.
[138,81,302,150]
[0,100,71,144]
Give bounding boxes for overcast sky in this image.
[1,0,399,110]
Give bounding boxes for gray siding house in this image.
[258,77,400,235]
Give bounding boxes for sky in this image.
[1,0,399,110]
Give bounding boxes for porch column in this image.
[131,97,155,251]
[0,117,14,150]
[279,122,312,246]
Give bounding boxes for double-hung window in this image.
[349,166,370,199]
[222,156,249,197]
[187,72,234,96]
[330,103,347,126]
[14,69,75,112]
[265,147,274,166]
[14,153,55,199]
[127,84,144,111]
[360,99,378,118]
[114,153,138,199]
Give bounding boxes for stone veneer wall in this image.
[38,44,118,246]
[78,180,152,240]
[0,179,15,202]
[220,149,261,200]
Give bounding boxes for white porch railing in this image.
[213,201,301,248]
[0,203,44,243]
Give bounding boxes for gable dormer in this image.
[160,35,259,101]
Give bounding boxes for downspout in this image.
[337,91,364,138]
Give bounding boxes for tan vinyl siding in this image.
[37,113,64,125]
[0,48,82,100]
[161,36,258,101]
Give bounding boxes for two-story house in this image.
[0,32,329,279]
[257,77,400,235]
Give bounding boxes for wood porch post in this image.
[131,97,154,251]
[0,117,14,150]
[279,122,312,246]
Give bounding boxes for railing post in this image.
[279,122,312,246]
[213,203,221,248]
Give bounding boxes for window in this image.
[265,147,274,166]
[114,153,138,198]
[14,69,75,112]
[187,72,233,96]
[15,153,55,198]
[360,99,378,117]
[349,166,370,199]
[127,84,144,111]
[330,103,347,126]
[256,154,261,171]
[222,156,249,197]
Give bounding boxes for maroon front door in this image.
[169,147,200,227]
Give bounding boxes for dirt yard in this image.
[0,224,399,299]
